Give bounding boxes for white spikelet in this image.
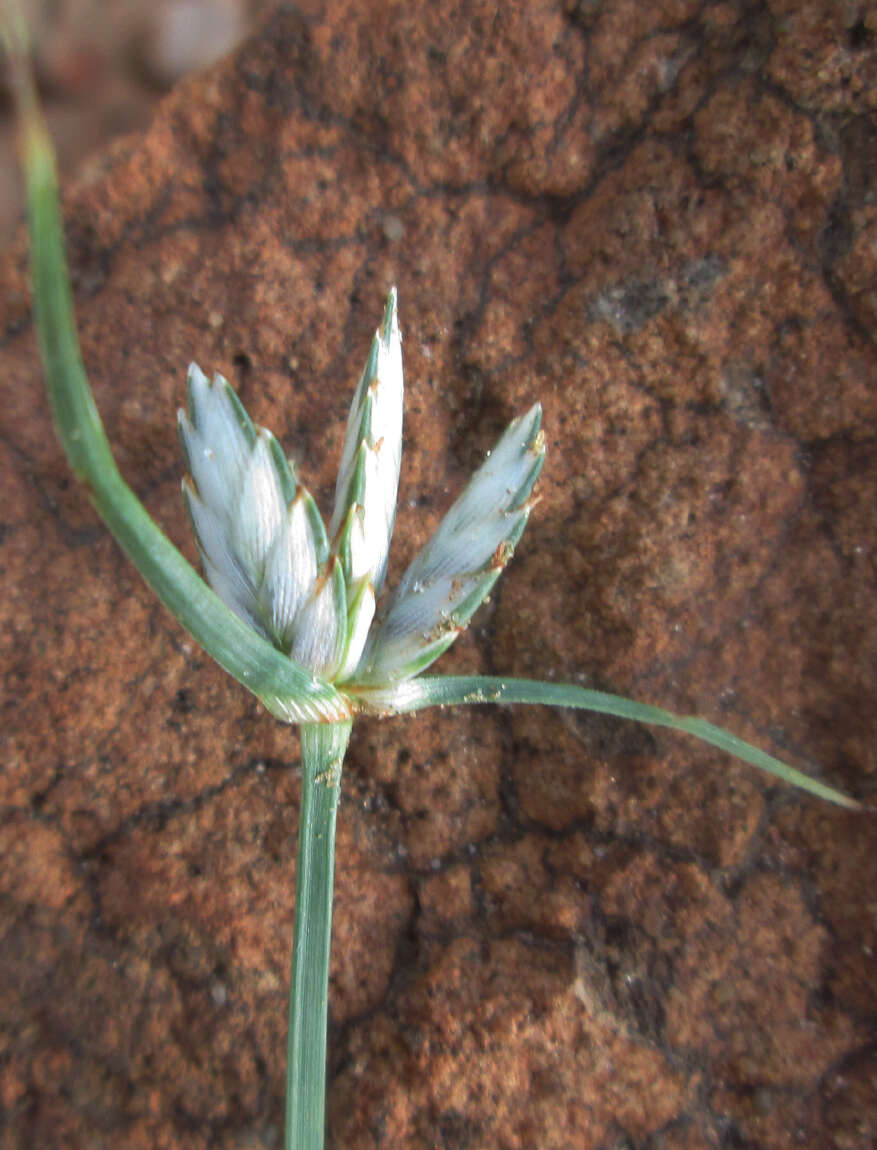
[231,431,287,577]
[288,558,348,679]
[180,364,254,515]
[179,364,343,670]
[261,487,325,648]
[350,404,545,685]
[330,288,403,599]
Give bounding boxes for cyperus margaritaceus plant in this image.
[170,287,861,798]
[5,18,860,1150]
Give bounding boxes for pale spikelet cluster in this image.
[179,289,544,690]
[353,405,544,684]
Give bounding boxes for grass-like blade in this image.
[9,37,349,724]
[354,676,861,809]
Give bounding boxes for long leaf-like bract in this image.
[354,676,860,809]
[16,71,349,725]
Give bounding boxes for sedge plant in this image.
[5,22,860,1150]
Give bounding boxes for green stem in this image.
[287,721,352,1150]
[354,676,860,809]
[11,48,348,725]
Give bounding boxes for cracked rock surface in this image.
[1,2,875,1147]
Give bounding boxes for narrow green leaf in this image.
[13,54,349,725]
[353,676,861,809]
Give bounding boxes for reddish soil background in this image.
[1,2,875,1148]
